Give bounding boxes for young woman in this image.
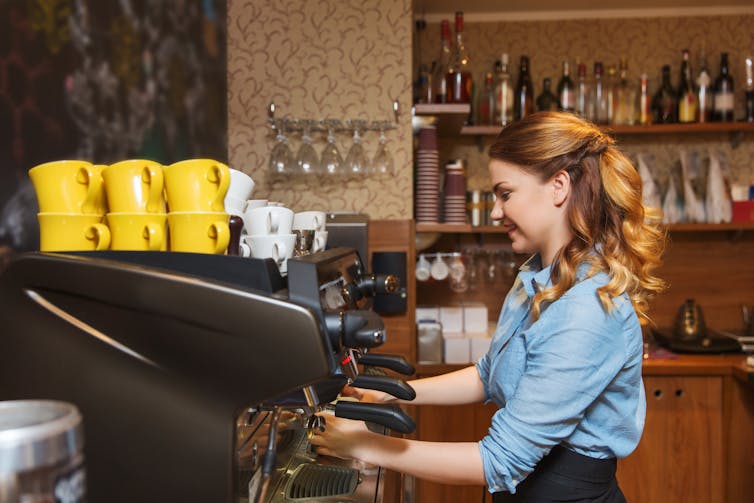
[310,111,666,502]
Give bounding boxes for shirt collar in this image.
[517,251,599,298]
[517,254,552,298]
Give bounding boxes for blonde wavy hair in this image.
[489,112,666,326]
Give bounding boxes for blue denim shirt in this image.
[476,254,646,494]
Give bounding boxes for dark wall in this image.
[0,0,227,264]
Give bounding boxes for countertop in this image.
[416,353,754,386]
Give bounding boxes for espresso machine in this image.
[0,247,415,503]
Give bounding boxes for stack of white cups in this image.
[240,204,296,274]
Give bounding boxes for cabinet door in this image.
[617,376,723,503]
[414,402,497,503]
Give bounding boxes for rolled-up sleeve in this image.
[478,296,629,493]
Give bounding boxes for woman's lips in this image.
[505,223,517,235]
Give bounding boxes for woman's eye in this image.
[498,191,511,201]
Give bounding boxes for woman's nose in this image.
[489,200,503,221]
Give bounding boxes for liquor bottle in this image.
[652,65,677,123]
[536,78,559,111]
[636,73,652,125]
[514,55,535,120]
[696,47,712,122]
[476,72,496,125]
[745,57,754,122]
[612,57,636,125]
[494,53,514,125]
[713,52,734,122]
[590,62,609,124]
[445,11,472,103]
[431,20,452,103]
[575,62,589,117]
[677,49,698,123]
[557,61,575,112]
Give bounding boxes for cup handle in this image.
[79,166,102,214]
[85,223,111,250]
[239,242,251,257]
[269,212,280,234]
[272,242,284,263]
[143,222,163,251]
[144,165,165,213]
[209,221,230,254]
[209,164,230,212]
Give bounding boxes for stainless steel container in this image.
[0,400,85,503]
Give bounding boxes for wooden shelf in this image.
[413,103,470,137]
[460,121,754,137]
[416,222,754,233]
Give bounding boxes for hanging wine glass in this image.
[369,121,394,177]
[295,119,319,176]
[269,119,294,178]
[319,119,344,176]
[344,119,369,177]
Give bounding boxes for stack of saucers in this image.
[415,126,440,223]
[443,159,467,224]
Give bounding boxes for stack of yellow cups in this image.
[102,159,167,251]
[29,160,110,251]
[164,159,230,254]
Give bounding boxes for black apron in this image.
[492,445,627,503]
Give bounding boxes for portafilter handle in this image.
[351,374,416,401]
[333,401,416,434]
[358,353,415,376]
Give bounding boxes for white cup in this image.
[243,205,294,236]
[430,256,449,281]
[415,255,431,282]
[224,168,255,205]
[240,233,296,273]
[293,211,326,232]
[245,199,268,210]
[312,230,328,253]
[225,195,247,216]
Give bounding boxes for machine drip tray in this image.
[285,464,359,500]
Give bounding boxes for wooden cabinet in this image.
[617,376,724,502]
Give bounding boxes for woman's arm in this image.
[310,415,486,485]
[346,365,486,406]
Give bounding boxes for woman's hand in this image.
[308,414,375,460]
[339,385,393,404]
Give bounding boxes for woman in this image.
[310,111,666,501]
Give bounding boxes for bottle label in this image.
[679,93,698,122]
[714,92,734,111]
[560,90,574,111]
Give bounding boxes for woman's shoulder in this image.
[546,271,636,327]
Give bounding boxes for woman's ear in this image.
[551,170,571,206]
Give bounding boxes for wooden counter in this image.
[411,353,754,503]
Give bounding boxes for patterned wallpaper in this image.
[227,0,413,218]
[416,14,754,196]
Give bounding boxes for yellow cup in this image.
[102,160,165,213]
[38,213,111,251]
[167,212,230,254]
[29,160,105,214]
[107,213,167,251]
[163,159,230,212]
